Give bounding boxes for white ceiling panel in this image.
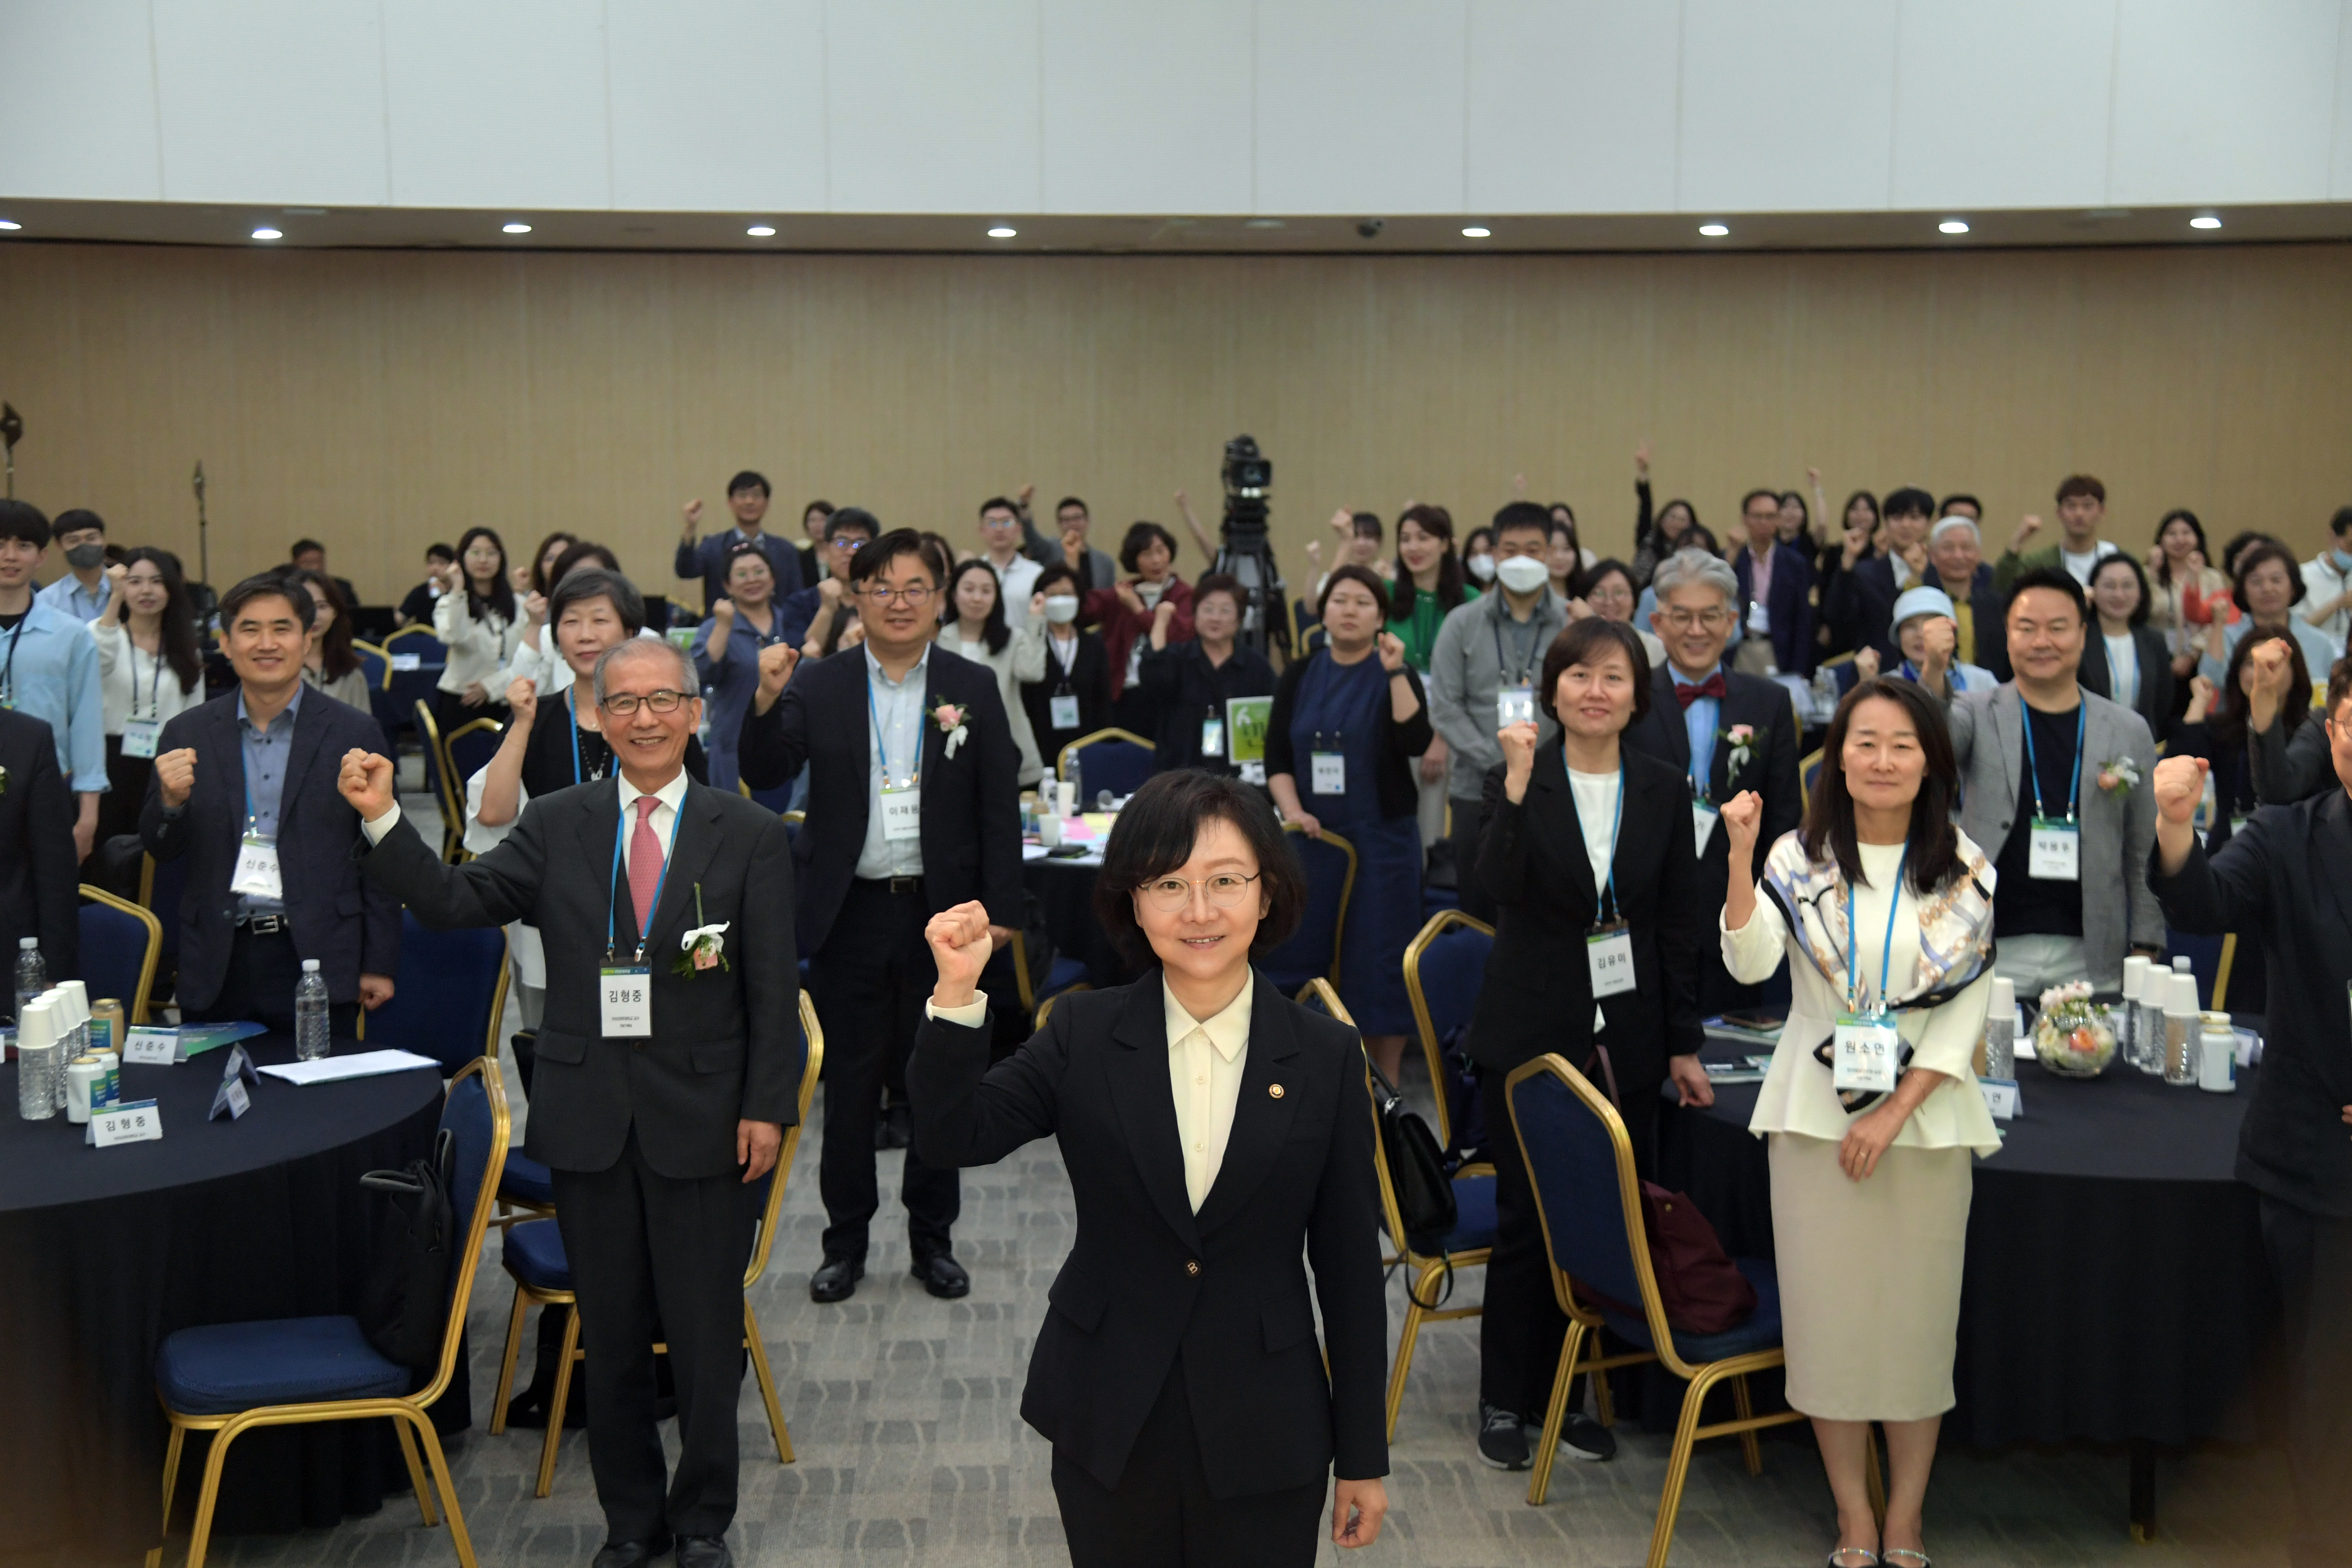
[1678,0,1900,213]
[1465,0,1682,215]
[1255,0,1470,215]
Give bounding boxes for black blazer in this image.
[1623,665,1803,941]
[1021,628,1113,777]
[1137,639,1276,772]
[1263,652,1434,822]
[0,710,78,995]
[1471,745,1705,1077]
[1824,554,1908,665]
[736,647,1023,952]
[1732,541,1815,675]
[139,688,401,1010]
[1922,562,2012,681]
[2149,790,2352,1217]
[908,975,1387,1496]
[359,777,800,1178]
[2077,623,2176,743]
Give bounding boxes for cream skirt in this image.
[1768,1132,1972,1422]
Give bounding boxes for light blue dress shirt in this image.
[1671,663,1722,797]
[0,600,107,792]
[35,572,111,623]
[234,683,303,915]
[854,645,929,880]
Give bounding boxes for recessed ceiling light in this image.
[987,226,1018,239]
[1939,219,1970,234]
[745,225,776,237]
[1698,223,1729,237]
[251,226,283,240]
[0,220,20,232]
[2190,215,2222,230]
[1462,225,1492,238]
[502,222,532,235]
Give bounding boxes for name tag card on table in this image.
[1979,1077,2021,1120]
[90,1099,162,1148]
[389,653,422,672]
[124,1028,181,1066]
[210,1077,251,1121]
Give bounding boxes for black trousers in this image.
[1449,795,1495,923]
[1477,1057,1660,1418]
[809,878,961,1261]
[550,1129,753,1544]
[2260,1195,2352,1568]
[98,734,152,846]
[181,925,359,1039]
[1052,1357,1326,1568]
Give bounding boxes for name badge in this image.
[881,783,923,841]
[1200,718,1224,758]
[121,718,162,759]
[1746,599,1771,635]
[229,834,284,901]
[1978,1077,2020,1121]
[2027,817,2080,881]
[1496,685,1536,727]
[1049,693,1081,730]
[209,1076,251,1121]
[1691,800,1720,856]
[1586,921,1636,997]
[1310,752,1346,795]
[599,965,652,1037]
[389,652,422,672]
[90,1099,163,1148]
[1833,1012,1900,1094]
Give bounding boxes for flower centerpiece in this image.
[2032,980,2117,1078]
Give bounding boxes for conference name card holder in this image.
[208,1044,260,1122]
[123,1021,270,1067]
[89,1099,162,1148]
[1977,1077,2021,1122]
[389,652,422,672]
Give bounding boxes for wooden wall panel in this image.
[1,241,2349,605]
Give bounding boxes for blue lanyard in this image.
[1567,749,1626,924]
[605,796,673,959]
[1844,846,1908,1014]
[867,669,920,788]
[2017,696,2086,821]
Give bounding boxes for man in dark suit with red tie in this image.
[1626,548,1803,1014]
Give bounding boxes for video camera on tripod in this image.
[1213,435,1288,658]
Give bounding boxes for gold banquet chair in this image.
[491,994,826,1495]
[150,1058,510,1568]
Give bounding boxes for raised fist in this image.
[155,747,198,808]
[505,678,539,726]
[2152,754,2208,827]
[1721,789,1765,859]
[337,748,398,822]
[755,642,800,709]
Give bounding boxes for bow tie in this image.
[1673,672,1727,709]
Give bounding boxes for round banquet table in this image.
[1023,847,1141,990]
[0,1035,452,1561]
[1657,1038,2280,1537]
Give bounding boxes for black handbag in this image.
[358,1129,457,1375]
[1364,1052,1459,1309]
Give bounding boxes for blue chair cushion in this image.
[1041,955,1089,999]
[157,1316,411,1415]
[1444,1171,1498,1253]
[504,1218,572,1291]
[501,1153,554,1208]
[1592,1256,1783,1364]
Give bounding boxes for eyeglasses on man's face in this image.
[1138,871,1260,912]
[601,689,691,716]
[862,583,935,607]
[1659,607,1734,631]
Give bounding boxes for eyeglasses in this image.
[862,583,935,606]
[1658,608,1734,631]
[1138,871,1261,912]
[600,689,691,715]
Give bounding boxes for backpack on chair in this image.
[357,1129,457,1374]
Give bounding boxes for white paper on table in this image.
[257,1049,442,1086]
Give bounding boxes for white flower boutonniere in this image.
[672,884,729,975]
[1721,723,1758,779]
[0,761,8,798]
[2095,755,2141,798]
[931,700,970,760]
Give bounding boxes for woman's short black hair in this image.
[549,540,623,585]
[2232,541,2308,613]
[1801,676,1964,896]
[1119,521,1179,574]
[1192,572,1245,614]
[722,538,778,586]
[547,567,645,637]
[1538,617,1652,728]
[1575,558,1637,600]
[2087,552,2151,626]
[1035,560,1081,596]
[1093,770,1307,968]
[1316,563,1390,622]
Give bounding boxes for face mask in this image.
[1043,594,1080,625]
[1494,555,1549,595]
[65,543,106,571]
[1466,553,1496,582]
[2333,549,2352,574]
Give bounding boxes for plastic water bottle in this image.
[295,959,332,1061]
[13,937,44,1036]
[1065,754,1084,817]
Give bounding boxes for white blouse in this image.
[432,590,524,697]
[942,623,1049,784]
[92,621,205,735]
[1723,838,1999,1155]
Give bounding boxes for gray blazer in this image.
[1427,589,1570,801]
[1944,681,2163,985]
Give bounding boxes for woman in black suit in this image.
[2079,553,2179,734]
[1022,560,1115,778]
[1469,616,1712,1473]
[910,770,1389,1566]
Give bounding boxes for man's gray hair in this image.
[1650,547,1738,607]
[1930,515,1981,547]
[592,635,697,707]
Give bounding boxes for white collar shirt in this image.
[854,643,930,880]
[615,765,691,876]
[1166,970,1254,1212]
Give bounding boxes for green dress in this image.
[1384,581,1478,672]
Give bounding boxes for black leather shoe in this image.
[875,1102,911,1150]
[911,1251,970,1299]
[809,1255,864,1303]
[674,1537,733,1568]
[591,1535,671,1568]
